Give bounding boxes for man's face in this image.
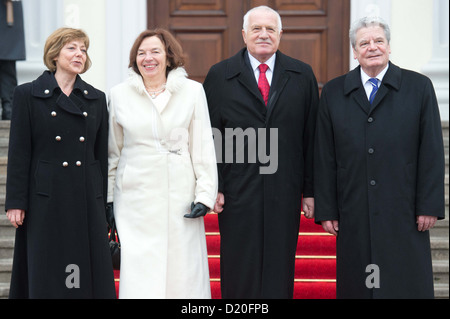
[242,10,282,63]
[353,25,391,76]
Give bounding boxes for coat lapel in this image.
[345,63,402,115]
[56,93,85,116]
[345,66,371,115]
[227,49,266,113]
[266,51,294,120]
[226,49,297,119]
[32,71,99,117]
[370,62,402,113]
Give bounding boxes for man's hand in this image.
[303,197,314,219]
[6,209,25,228]
[416,215,437,232]
[214,192,225,213]
[321,220,339,236]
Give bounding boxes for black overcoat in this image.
[314,62,445,299]
[5,71,116,298]
[204,48,319,298]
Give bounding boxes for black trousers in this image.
[0,60,17,120]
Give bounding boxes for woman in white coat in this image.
[107,29,218,299]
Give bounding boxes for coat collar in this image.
[344,61,402,95]
[31,71,100,100]
[127,67,189,95]
[344,62,402,114]
[225,48,303,80]
[225,48,301,115]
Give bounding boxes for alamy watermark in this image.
[365,264,380,289]
[169,121,279,175]
[66,264,80,289]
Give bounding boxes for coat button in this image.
[44,89,50,94]
[370,180,377,186]
[83,112,88,117]
[51,111,57,117]
[84,90,89,95]
[79,137,85,142]
[55,136,62,141]
[63,162,69,167]
[76,161,82,167]
[368,117,374,123]
[368,148,374,154]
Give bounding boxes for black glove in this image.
[184,202,209,219]
[105,202,115,229]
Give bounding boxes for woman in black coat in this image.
[5,28,116,299]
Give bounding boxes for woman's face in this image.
[54,39,87,76]
[136,36,168,82]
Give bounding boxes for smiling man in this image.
[203,6,319,299]
[314,17,445,299]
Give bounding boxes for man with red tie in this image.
[203,6,319,299]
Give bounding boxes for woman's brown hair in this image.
[129,28,186,76]
[43,27,92,74]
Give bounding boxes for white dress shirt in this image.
[248,52,276,86]
[361,65,389,100]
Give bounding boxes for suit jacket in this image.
[204,48,319,298]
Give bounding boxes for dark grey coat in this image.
[0,0,26,61]
[6,71,116,298]
[314,62,445,299]
[204,48,319,298]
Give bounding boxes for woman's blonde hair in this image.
[43,27,92,73]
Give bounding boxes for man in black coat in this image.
[0,0,26,120]
[203,6,319,298]
[314,16,445,298]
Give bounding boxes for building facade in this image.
[15,0,448,121]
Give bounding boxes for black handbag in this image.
[109,223,121,270]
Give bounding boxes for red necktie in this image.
[258,64,270,106]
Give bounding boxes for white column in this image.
[105,0,147,93]
[16,0,64,85]
[62,0,107,91]
[421,0,449,121]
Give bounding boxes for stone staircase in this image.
[0,121,13,298]
[432,120,449,299]
[0,120,448,299]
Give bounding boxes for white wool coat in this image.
[107,67,218,299]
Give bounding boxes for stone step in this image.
[434,283,449,299]
[0,121,10,136]
[0,282,9,299]
[431,217,449,238]
[0,120,9,159]
[0,238,14,260]
[433,260,449,285]
[0,138,8,158]
[0,214,15,239]
[431,237,449,261]
[0,157,6,177]
[0,258,12,284]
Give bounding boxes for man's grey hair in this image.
[349,16,391,48]
[243,6,283,34]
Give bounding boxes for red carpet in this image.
[113,212,336,299]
